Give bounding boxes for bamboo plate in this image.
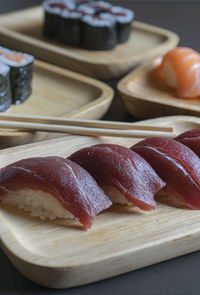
[0,59,113,149]
[118,58,200,119]
[1,115,200,289]
[0,6,179,80]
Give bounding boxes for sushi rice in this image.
[102,185,132,205]
[1,189,74,220]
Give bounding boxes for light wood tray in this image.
[0,59,113,149]
[0,6,179,79]
[1,115,200,289]
[118,58,200,119]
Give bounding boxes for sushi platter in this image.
[0,6,179,79]
[118,57,200,119]
[1,115,200,289]
[0,59,113,149]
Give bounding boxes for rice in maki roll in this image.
[0,46,12,56]
[0,51,34,105]
[79,1,112,14]
[0,63,12,111]
[43,0,75,38]
[110,6,134,43]
[77,3,95,15]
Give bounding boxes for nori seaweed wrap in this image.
[110,6,134,43]
[82,13,117,50]
[0,63,12,111]
[58,10,83,46]
[0,51,34,105]
[43,0,75,38]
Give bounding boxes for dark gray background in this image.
[1,1,200,294]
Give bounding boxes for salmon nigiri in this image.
[158,47,200,99]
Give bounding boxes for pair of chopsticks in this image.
[0,114,174,138]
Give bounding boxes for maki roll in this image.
[58,10,83,46]
[0,51,34,104]
[82,12,117,50]
[43,0,75,38]
[42,0,135,49]
[58,6,94,46]
[110,6,134,43]
[0,63,12,111]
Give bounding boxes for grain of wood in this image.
[0,59,113,149]
[1,115,200,289]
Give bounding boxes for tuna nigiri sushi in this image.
[0,156,112,229]
[158,47,200,99]
[69,144,165,211]
[131,137,200,209]
[175,128,200,157]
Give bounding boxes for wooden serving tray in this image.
[1,115,200,289]
[0,6,179,79]
[118,58,200,119]
[0,59,113,149]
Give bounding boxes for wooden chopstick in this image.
[0,115,175,138]
[0,114,173,132]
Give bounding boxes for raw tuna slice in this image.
[176,129,200,157]
[0,156,112,228]
[131,137,200,209]
[69,144,165,211]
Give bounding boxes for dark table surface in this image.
[1,1,200,294]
